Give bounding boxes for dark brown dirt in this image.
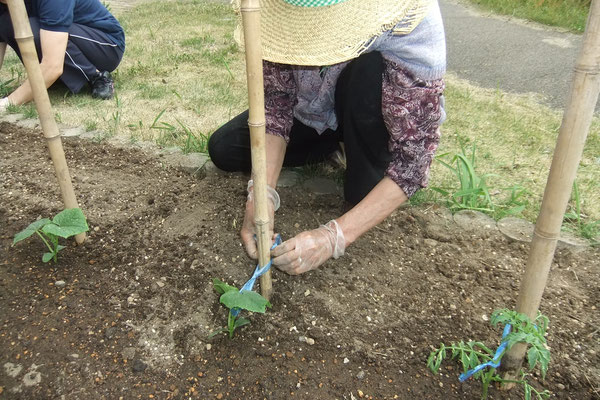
[0,121,598,400]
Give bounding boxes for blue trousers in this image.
[0,14,124,93]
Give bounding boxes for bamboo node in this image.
[573,64,600,75]
[247,121,266,128]
[533,228,559,241]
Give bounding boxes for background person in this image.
[0,0,125,112]
[208,0,446,275]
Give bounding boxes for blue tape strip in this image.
[459,324,512,382]
[230,235,282,317]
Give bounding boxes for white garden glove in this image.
[272,219,345,275]
[241,179,280,259]
[0,97,10,113]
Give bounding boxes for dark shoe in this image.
[91,71,114,100]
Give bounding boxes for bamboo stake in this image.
[241,0,273,300]
[6,0,85,244]
[500,0,600,386]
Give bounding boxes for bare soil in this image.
[0,122,598,400]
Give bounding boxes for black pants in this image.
[208,51,392,205]
[0,15,123,93]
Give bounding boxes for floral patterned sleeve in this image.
[263,61,298,143]
[381,58,445,198]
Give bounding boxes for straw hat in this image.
[233,0,431,66]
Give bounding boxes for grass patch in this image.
[0,0,598,230]
[464,0,590,33]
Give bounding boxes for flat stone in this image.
[497,217,534,243]
[179,152,209,174]
[15,119,39,129]
[558,231,589,252]
[277,169,300,188]
[453,210,497,233]
[302,177,340,195]
[0,113,25,123]
[78,130,102,140]
[54,280,66,288]
[61,126,85,137]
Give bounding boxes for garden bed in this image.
[0,121,598,399]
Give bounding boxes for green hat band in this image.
[283,0,348,7]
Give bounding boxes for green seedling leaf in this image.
[213,278,239,295]
[234,317,250,329]
[43,208,89,238]
[220,290,271,313]
[208,327,228,339]
[13,218,50,244]
[42,252,55,263]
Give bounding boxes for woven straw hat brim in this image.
[234,0,430,66]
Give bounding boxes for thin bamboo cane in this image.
[241,0,273,300]
[500,0,600,386]
[6,0,85,244]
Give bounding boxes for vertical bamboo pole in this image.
[501,0,600,384]
[241,0,273,300]
[6,0,85,244]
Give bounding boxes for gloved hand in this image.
[0,97,10,113]
[272,219,345,275]
[241,179,280,259]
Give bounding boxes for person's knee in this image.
[207,130,235,172]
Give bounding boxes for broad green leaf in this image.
[13,218,50,244]
[460,350,470,372]
[44,208,89,239]
[42,252,54,263]
[220,290,271,313]
[213,278,239,295]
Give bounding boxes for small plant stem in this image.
[227,310,235,339]
[35,230,55,254]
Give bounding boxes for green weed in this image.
[564,181,600,244]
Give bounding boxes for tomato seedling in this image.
[428,309,551,400]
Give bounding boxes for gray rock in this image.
[1,113,25,123]
[356,370,366,380]
[15,118,39,129]
[105,327,118,339]
[61,126,85,137]
[277,169,300,188]
[132,359,147,373]
[54,280,66,288]
[121,347,136,360]
[453,210,497,234]
[558,231,589,252]
[302,177,341,195]
[497,217,534,243]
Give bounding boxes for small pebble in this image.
[306,338,315,346]
[156,281,165,288]
[304,289,310,296]
[132,359,147,373]
[343,357,350,364]
[206,344,212,350]
[55,280,66,288]
[356,370,366,380]
[557,383,565,390]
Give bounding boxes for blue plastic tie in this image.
[459,324,512,382]
[230,235,282,317]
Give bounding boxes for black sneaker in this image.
[91,71,114,100]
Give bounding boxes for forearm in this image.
[7,63,62,105]
[261,133,287,188]
[0,42,6,70]
[336,177,408,245]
